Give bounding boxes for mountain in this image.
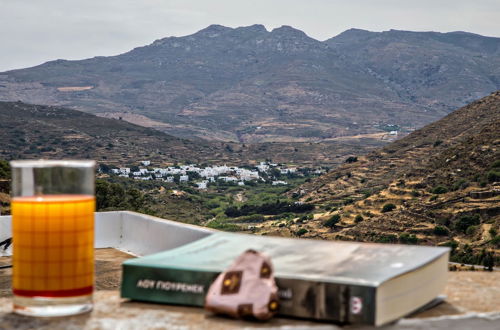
[325,29,500,111]
[258,92,499,264]
[0,25,498,142]
[0,101,382,167]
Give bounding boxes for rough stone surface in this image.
[0,249,498,329]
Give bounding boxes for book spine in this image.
[121,263,219,306]
[121,264,376,324]
[275,277,376,324]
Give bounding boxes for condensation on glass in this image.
[10,160,95,317]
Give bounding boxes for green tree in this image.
[95,179,147,212]
[482,250,494,271]
[381,203,396,213]
[455,215,480,233]
[99,163,112,174]
[127,188,145,210]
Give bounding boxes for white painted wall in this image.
[0,211,214,257]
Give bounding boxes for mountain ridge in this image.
[0,25,499,142]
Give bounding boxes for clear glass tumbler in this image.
[10,160,96,317]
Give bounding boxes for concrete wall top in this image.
[0,211,214,257]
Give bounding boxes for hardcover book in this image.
[121,232,449,326]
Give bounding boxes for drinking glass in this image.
[10,160,95,317]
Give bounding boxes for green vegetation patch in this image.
[432,186,448,194]
[399,233,418,244]
[455,214,481,233]
[295,228,308,237]
[323,214,341,228]
[206,219,241,231]
[0,159,10,180]
[433,226,449,236]
[225,201,313,217]
[381,203,396,213]
[375,234,398,243]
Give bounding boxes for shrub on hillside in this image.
[491,236,500,248]
[441,239,459,252]
[324,214,341,228]
[455,214,481,233]
[433,226,449,236]
[487,170,500,183]
[354,215,364,223]
[295,228,308,237]
[466,225,478,236]
[399,233,418,244]
[0,160,10,180]
[343,198,354,205]
[234,214,265,223]
[432,186,448,194]
[451,179,469,191]
[411,190,421,197]
[381,203,396,213]
[376,234,398,243]
[206,219,240,232]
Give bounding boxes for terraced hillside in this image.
[253,92,500,265]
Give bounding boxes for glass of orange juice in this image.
[10,160,95,317]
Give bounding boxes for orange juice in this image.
[12,195,95,298]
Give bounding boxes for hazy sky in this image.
[1,0,499,72]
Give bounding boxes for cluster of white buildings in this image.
[110,162,297,189]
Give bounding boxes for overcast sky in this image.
[1,0,499,72]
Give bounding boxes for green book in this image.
[121,232,449,326]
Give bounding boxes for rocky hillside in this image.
[255,92,500,265]
[0,101,226,165]
[0,25,498,142]
[0,101,381,167]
